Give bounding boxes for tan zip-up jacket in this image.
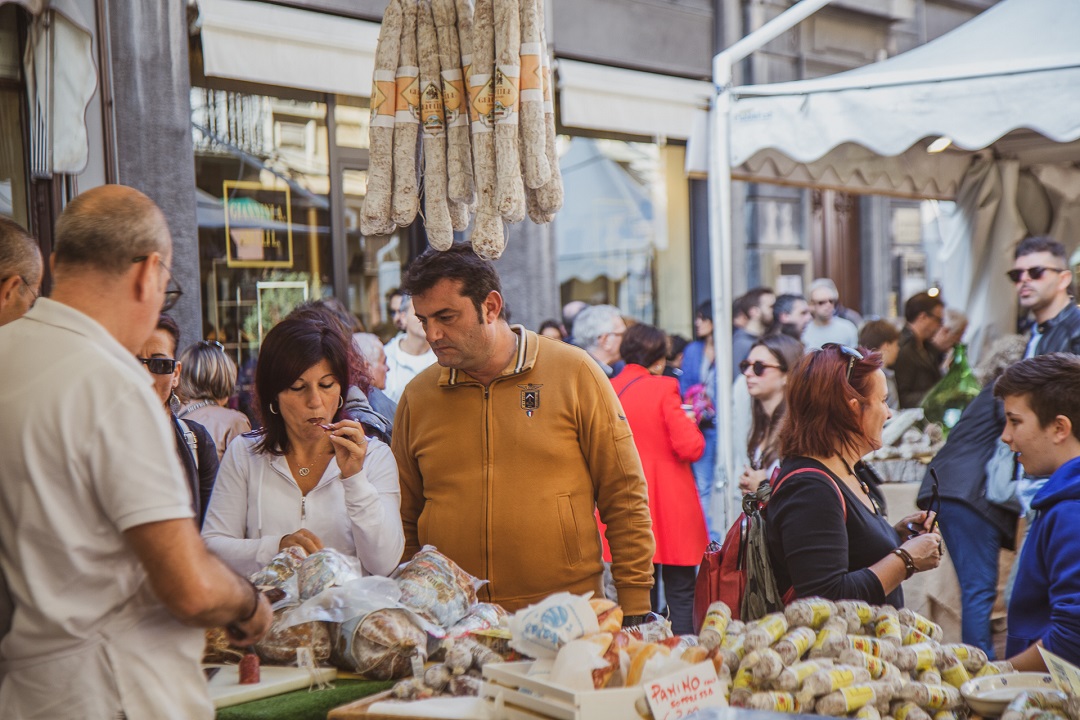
[393,326,655,614]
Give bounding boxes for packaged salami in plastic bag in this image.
[254,608,333,665]
[249,546,308,606]
[447,602,509,638]
[334,608,429,680]
[299,548,363,600]
[392,546,484,629]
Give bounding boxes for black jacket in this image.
[172,416,219,528]
[916,385,1018,549]
[895,326,944,409]
[1035,303,1080,355]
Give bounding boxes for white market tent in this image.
[705,0,1080,527]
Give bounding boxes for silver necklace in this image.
[298,465,311,477]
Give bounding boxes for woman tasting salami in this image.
[202,313,404,577]
[765,343,942,607]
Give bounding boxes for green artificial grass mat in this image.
[216,678,393,720]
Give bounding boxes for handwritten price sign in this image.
[645,661,728,720]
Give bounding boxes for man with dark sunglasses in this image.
[0,185,270,719]
[0,217,42,327]
[1010,235,1080,360]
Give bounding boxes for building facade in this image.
[0,0,997,356]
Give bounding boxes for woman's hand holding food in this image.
[279,528,324,554]
[899,530,943,572]
[325,419,369,479]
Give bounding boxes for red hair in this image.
[778,345,884,460]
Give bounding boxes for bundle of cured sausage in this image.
[361,0,563,260]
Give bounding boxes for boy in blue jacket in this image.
[995,353,1080,670]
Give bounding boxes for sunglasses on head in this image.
[821,343,864,381]
[739,359,782,377]
[1006,266,1067,283]
[140,357,177,375]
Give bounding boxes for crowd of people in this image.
[1,186,1078,716]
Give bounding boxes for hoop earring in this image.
[269,402,279,415]
[338,396,344,409]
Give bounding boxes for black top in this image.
[766,457,904,608]
[917,384,1019,548]
[895,326,944,409]
[172,416,219,528]
[1035,303,1080,356]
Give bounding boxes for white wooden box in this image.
[481,661,646,720]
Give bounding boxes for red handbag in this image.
[692,467,844,629]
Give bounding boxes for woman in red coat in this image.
[611,323,707,634]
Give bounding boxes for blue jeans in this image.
[938,498,1003,657]
[692,426,717,541]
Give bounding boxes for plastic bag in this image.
[393,546,485,629]
[299,548,364,600]
[254,608,332,665]
[249,546,308,607]
[335,608,429,680]
[507,592,599,659]
[447,602,509,638]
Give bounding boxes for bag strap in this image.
[772,466,847,521]
[177,418,200,472]
[617,375,647,398]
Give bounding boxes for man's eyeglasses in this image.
[822,343,864,381]
[20,276,37,307]
[139,357,178,375]
[1006,266,1068,283]
[739,359,782,377]
[132,255,183,312]
[2,275,38,308]
[813,297,836,306]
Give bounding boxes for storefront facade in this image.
[0,0,999,351]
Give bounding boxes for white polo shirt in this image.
[0,299,211,719]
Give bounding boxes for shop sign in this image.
[223,180,294,268]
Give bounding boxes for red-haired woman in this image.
[765,344,942,607]
[611,323,706,634]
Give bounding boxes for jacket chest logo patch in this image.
[518,383,543,417]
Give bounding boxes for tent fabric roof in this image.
[726,0,1080,198]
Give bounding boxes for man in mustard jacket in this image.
[393,244,655,618]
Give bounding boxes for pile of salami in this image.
[204,545,513,690]
[361,0,563,260]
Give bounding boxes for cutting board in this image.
[205,663,338,708]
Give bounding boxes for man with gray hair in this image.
[572,304,627,378]
[0,185,271,719]
[802,277,859,349]
[0,217,42,326]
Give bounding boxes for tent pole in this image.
[708,0,835,534]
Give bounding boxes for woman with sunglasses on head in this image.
[137,315,220,528]
[738,334,804,496]
[202,312,404,578]
[765,344,943,607]
[610,323,706,634]
[177,340,251,462]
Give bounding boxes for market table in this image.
[215,679,392,720]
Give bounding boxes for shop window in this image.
[191,87,333,416]
[0,5,28,226]
[556,137,664,323]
